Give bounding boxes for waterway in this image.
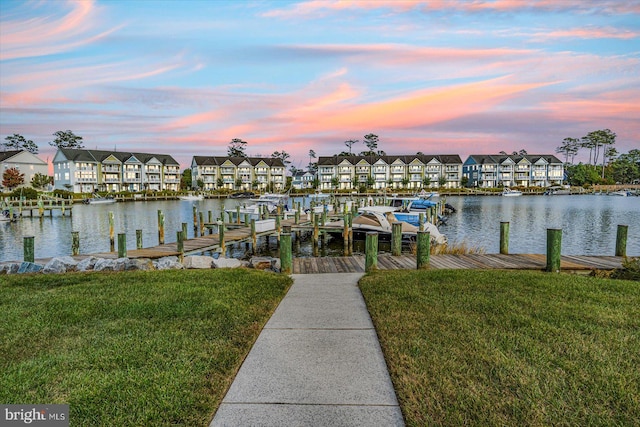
[1,195,638,263]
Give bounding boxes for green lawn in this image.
[0,269,292,426]
[359,270,640,427]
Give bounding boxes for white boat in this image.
[544,186,571,195]
[608,190,631,197]
[84,194,116,204]
[329,206,447,245]
[501,188,523,197]
[1,209,16,222]
[307,192,334,214]
[387,194,443,226]
[178,194,204,201]
[226,193,295,221]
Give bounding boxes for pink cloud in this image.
[0,0,121,61]
[263,0,640,18]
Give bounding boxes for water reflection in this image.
[1,195,638,262]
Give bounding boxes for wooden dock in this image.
[291,254,624,274]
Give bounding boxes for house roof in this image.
[465,154,563,165]
[318,154,462,166]
[0,150,22,162]
[56,149,179,165]
[192,156,285,167]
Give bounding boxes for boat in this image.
[225,193,295,221]
[608,190,631,197]
[84,194,116,204]
[228,191,255,199]
[386,194,453,226]
[501,188,523,197]
[307,192,334,214]
[1,209,17,222]
[328,206,447,245]
[178,194,204,201]
[544,186,571,195]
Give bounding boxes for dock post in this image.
[236,206,241,224]
[615,224,628,257]
[177,230,184,261]
[546,228,562,273]
[280,226,292,274]
[365,232,378,272]
[24,236,34,262]
[218,220,225,254]
[276,215,282,242]
[117,233,127,258]
[348,213,353,255]
[10,205,14,220]
[192,205,198,234]
[157,210,165,245]
[391,222,402,256]
[109,211,115,251]
[295,208,300,225]
[321,209,327,226]
[208,210,213,225]
[181,223,188,240]
[419,213,425,232]
[416,231,430,269]
[251,219,257,251]
[72,231,80,256]
[38,198,44,217]
[244,213,250,225]
[313,214,320,246]
[199,212,205,236]
[343,213,349,250]
[61,200,65,216]
[136,229,143,249]
[500,222,510,254]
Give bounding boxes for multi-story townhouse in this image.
[190,156,286,191]
[52,149,180,193]
[463,154,564,188]
[0,150,49,190]
[317,155,463,190]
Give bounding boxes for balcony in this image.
[76,177,96,183]
[102,166,120,173]
[409,167,422,172]
[373,168,387,173]
[340,177,351,182]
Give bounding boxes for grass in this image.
[359,270,640,427]
[0,269,292,426]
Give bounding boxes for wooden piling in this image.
[199,212,205,236]
[117,233,127,258]
[192,205,198,234]
[343,213,349,248]
[416,231,430,269]
[181,223,188,240]
[365,232,378,272]
[280,228,292,274]
[136,229,143,249]
[500,222,510,255]
[276,215,282,242]
[109,211,115,251]
[419,213,425,232]
[313,214,320,246]
[615,224,628,257]
[72,231,79,256]
[157,210,165,245]
[244,213,250,225]
[215,220,225,254]
[236,206,241,224]
[546,228,562,272]
[251,219,257,250]
[391,222,402,256]
[24,236,34,262]
[177,230,184,260]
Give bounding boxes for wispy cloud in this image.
[263,0,640,18]
[0,0,121,60]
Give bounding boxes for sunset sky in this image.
[1,0,639,170]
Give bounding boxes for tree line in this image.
[556,129,639,185]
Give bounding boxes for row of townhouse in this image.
[317,155,464,190]
[4,149,565,193]
[190,156,286,191]
[53,149,181,192]
[315,154,564,190]
[463,154,564,188]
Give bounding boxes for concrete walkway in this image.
[210,273,404,427]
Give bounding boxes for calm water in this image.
[1,195,638,262]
